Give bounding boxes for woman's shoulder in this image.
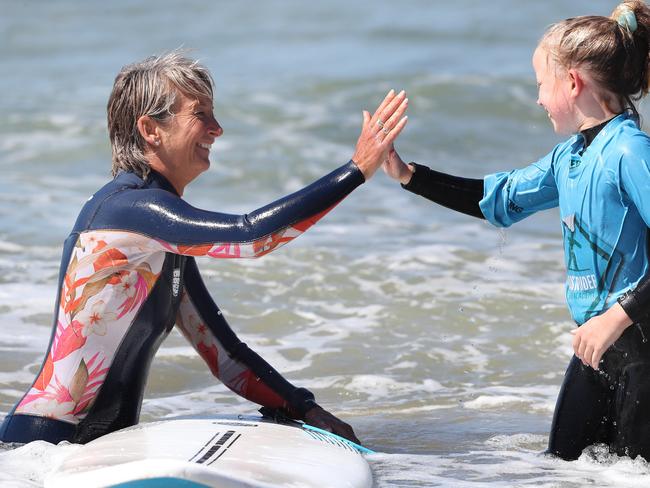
[74,171,188,232]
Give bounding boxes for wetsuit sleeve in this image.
[86,161,364,259]
[618,277,650,324]
[616,136,650,323]
[402,163,485,219]
[480,149,559,227]
[175,257,317,419]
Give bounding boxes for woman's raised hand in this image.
[351,90,408,180]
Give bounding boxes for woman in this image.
[0,50,408,445]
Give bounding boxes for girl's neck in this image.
[580,117,615,148]
[577,112,619,132]
[574,89,622,133]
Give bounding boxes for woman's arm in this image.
[91,161,363,259]
[176,258,359,441]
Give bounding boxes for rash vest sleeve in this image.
[78,161,364,258]
[618,135,650,227]
[480,148,560,228]
[175,257,317,418]
[614,135,650,322]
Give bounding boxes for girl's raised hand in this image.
[383,147,414,185]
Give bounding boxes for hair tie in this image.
[617,8,638,33]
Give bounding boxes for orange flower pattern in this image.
[17,215,317,423]
[176,293,287,410]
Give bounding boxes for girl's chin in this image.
[549,121,573,136]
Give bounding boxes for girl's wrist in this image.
[400,163,415,185]
[607,302,634,332]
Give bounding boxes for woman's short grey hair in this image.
[107,50,214,179]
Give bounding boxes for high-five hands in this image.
[352,90,408,180]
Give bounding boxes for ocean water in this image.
[2,0,650,486]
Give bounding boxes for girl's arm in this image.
[384,149,484,218]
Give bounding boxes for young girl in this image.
[384,1,650,461]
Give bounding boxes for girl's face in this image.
[533,46,577,135]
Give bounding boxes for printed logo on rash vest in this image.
[562,213,623,322]
[567,274,598,292]
[564,214,598,292]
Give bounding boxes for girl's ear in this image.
[567,68,584,99]
[137,115,160,147]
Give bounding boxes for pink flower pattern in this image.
[18,214,321,423]
[17,231,165,422]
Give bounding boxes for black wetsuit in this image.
[401,120,650,461]
[0,161,364,445]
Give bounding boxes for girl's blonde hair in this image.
[107,50,214,179]
[540,1,650,115]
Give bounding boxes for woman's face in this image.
[533,47,577,135]
[156,90,223,190]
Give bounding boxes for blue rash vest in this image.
[480,113,650,324]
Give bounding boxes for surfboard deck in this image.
[44,415,374,488]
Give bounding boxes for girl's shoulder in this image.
[610,121,650,159]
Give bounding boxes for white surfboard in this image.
[44,416,374,488]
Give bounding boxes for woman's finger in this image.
[383,115,409,146]
[362,110,371,129]
[383,98,409,132]
[370,89,396,126]
[375,90,406,128]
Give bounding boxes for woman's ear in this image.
[137,115,161,147]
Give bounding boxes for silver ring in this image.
[382,127,390,135]
[376,119,385,129]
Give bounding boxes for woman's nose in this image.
[208,117,223,138]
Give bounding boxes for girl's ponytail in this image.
[610,1,650,104]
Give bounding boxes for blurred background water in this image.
[2,1,650,486]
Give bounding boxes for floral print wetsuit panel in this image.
[0,161,364,444]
